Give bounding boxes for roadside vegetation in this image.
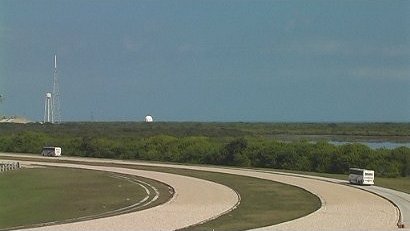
[0,122,409,177]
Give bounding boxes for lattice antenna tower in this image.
[0,94,3,117]
[51,54,61,123]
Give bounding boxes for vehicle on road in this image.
[348,168,374,185]
[41,147,62,157]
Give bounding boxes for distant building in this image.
[145,115,153,123]
[0,116,31,124]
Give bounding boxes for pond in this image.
[329,141,410,150]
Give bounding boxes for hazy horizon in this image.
[1,0,409,122]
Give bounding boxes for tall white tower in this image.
[44,93,52,123]
[51,54,61,123]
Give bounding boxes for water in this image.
[329,141,410,150]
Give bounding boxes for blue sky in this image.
[0,0,409,122]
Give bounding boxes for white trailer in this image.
[41,147,62,157]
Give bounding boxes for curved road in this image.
[365,186,409,227]
[7,160,240,231]
[0,153,403,230]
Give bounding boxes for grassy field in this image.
[0,167,172,230]
[375,177,410,194]
[112,163,410,230]
[126,165,408,231]
[0,156,321,231]
[70,162,321,231]
[2,155,408,230]
[269,169,410,194]
[171,170,321,231]
[1,122,409,141]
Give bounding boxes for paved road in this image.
[265,170,410,229]
[4,160,240,231]
[252,169,409,229]
[360,186,410,227]
[0,153,404,231]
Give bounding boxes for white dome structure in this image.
[144,115,153,123]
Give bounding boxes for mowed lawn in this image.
[0,167,150,229]
[0,158,323,231]
[189,173,321,231]
[108,164,321,231]
[2,156,407,231]
[272,169,410,194]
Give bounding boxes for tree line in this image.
[0,131,408,177]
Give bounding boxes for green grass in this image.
[0,167,172,229]
[269,168,410,194]
[41,161,321,231]
[374,177,410,194]
[0,156,322,231]
[63,164,409,230]
[1,122,409,141]
[183,173,320,231]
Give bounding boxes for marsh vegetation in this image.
[0,122,409,177]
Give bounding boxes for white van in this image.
[41,147,62,157]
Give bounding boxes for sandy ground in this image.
[1,154,402,231]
